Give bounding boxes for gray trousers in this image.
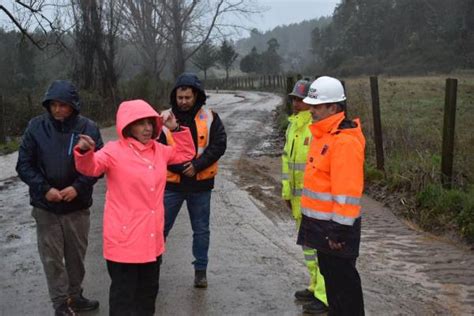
[32,207,90,309]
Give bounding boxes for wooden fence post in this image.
[0,95,5,144]
[441,78,458,189]
[370,76,385,171]
[286,76,295,115]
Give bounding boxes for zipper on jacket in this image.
[68,133,75,156]
[290,138,296,193]
[289,138,295,157]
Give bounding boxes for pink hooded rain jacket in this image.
[74,99,195,263]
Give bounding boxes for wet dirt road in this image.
[1,91,473,315]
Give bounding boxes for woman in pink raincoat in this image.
[74,99,195,316]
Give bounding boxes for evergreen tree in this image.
[192,41,218,80]
[239,46,260,73]
[261,38,282,74]
[217,40,238,80]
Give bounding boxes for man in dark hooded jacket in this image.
[16,80,103,316]
[159,73,226,288]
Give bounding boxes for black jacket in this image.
[158,73,227,192]
[16,80,103,214]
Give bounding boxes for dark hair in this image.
[122,117,158,139]
[335,101,346,113]
[176,85,198,95]
[324,101,345,113]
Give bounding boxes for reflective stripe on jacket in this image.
[301,112,365,226]
[165,107,218,183]
[281,110,313,219]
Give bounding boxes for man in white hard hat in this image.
[297,76,366,315]
[282,79,328,313]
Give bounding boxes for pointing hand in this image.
[77,134,95,151]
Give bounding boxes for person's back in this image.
[16,80,103,315]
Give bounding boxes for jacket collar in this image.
[309,112,345,138]
[48,112,79,132]
[127,137,155,152]
[289,110,313,128]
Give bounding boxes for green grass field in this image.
[345,75,474,242]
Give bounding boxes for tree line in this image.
[234,0,473,76]
[310,0,474,75]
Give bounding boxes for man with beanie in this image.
[16,80,103,315]
[159,73,227,288]
[282,80,328,314]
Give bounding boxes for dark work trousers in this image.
[317,251,365,316]
[106,256,162,316]
[32,207,90,309]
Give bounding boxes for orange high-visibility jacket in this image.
[163,107,218,183]
[301,112,365,226]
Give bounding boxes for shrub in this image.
[364,163,385,183]
[416,184,474,242]
[0,139,20,155]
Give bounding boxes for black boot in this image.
[55,299,78,316]
[302,299,328,315]
[194,270,208,288]
[294,289,315,302]
[69,293,99,312]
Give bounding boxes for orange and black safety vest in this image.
[163,108,218,183]
[301,112,365,226]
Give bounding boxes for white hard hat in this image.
[303,76,346,105]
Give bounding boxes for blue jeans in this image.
[164,190,211,270]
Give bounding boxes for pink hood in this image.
[115,99,164,140]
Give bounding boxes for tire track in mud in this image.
[360,197,474,315]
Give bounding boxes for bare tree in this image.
[113,0,259,80]
[119,0,168,80]
[161,0,258,78]
[0,0,67,49]
[71,0,121,103]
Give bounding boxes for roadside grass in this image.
[0,139,19,155]
[345,75,474,243]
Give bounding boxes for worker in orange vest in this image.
[158,73,227,289]
[297,76,365,315]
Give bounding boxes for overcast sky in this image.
[246,0,341,32]
[0,0,341,38]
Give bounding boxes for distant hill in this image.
[235,17,331,73]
